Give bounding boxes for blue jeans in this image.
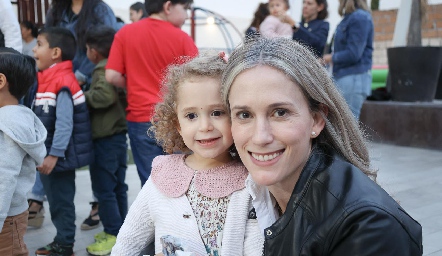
[89,132,128,236]
[335,71,372,119]
[28,171,46,202]
[40,170,76,245]
[127,121,164,186]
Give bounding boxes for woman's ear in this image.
[312,104,328,136]
[317,3,325,12]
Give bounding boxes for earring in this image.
[311,131,316,137]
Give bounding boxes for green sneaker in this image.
[94,231,107,242]
[86,233,116,256]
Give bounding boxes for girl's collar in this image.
[151,154,248,198]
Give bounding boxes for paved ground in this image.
[24,143,442,256]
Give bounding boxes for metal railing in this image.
[11,0,49,27]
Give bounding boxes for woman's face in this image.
[129,9,143,23]
[228,65,325,192]
[302,0,323,22]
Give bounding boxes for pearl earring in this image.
[311,131,316,137]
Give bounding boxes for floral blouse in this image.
[186,175,230,256]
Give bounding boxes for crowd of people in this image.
[0,0,424,256]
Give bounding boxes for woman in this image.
[45,0,121,88]
[129,2,148,23]
[293,0,329,57]
[221,37,423,255]
[323,0,373,119]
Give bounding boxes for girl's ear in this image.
[317,3,325,12]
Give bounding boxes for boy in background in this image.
[83,26,128,256]
[32,27,93,256]
[106,0,198,186]
[0,47,47,256]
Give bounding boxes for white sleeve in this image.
[111,180,155,256]
[0,133,26,230]
[0,0,23,52]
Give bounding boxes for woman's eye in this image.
[185,113,197,120]
[274,109,287,117]
[236,111,251,120]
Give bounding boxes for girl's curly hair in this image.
[150,51,228,154]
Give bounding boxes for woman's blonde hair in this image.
[150,51,228,154]
[221,37,376,180]
[338,0,370,16]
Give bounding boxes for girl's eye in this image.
[236,111,251,120]
[211,110,224,117]
[274,109,287,117]
[185,113,197,120]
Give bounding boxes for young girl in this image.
[111,52,264,256]
[259,0,296,38]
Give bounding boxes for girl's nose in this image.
[199,116,214,132]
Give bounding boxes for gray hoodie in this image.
[0,105,47,229]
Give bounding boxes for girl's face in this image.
[302,0,323,22]
[129,9,143,23]
[176,77,234,165]
[269,0,288,17]
[228,65,325,193]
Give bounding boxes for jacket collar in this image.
[264,145,329,237]
[38,61,73,84]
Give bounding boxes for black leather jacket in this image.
[262,145,423,255]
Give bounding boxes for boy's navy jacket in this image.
[331,9,374,79]
[33,61,93,172]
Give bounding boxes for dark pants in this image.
[127,121,163,186]
[40,170,76,245]
[90,132,128,236]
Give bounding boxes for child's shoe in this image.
[28,199,45,228]
[93,231,107,242]
[35,241,74,256]
[86,233,117,256]
[81,202,100,230]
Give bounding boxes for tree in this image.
[371,0,379,11]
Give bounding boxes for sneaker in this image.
[93,231,107,242]
[86,233,117,256]
[28,199,45,228]
[35,241,74,256]
[81,202,100,230]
